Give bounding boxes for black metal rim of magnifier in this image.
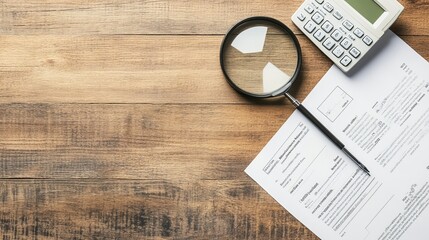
[219,16,303,98]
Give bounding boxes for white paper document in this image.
[245,31,429,240]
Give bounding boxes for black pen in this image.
[285,93,371,176]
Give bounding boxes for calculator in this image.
[292,0,403,72]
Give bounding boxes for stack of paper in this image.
[245,31,429,240]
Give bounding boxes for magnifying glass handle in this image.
[284,93,370,176]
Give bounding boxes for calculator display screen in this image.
[345,0,385,24]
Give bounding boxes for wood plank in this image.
[0,35,427,104]
[0,103,294,179]
[0,179,319,239]
[0,0,426,36]
[0,2,427,239]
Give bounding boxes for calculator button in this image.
[342,20,354,30]
[363,35,373,46]
[321,21,333,33]
[323,38,336,50]
[331,29,343,42]
[340,38,352,50]
[333,11,343,20]
[350,47,361,58]
[332,46,345,58]
[304,21,317,33]
[315,0,324,4]
[323,3,334,12]
[340,56,352,66]
[297,12,306,21]
[312,12,324,24]
[305,5,314,14]
[314,29,326,42]
[353,28,364,38]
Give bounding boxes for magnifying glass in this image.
[220,16,370,175]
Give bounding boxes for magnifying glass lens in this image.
[221,19,300,96]
[219,17,371,174]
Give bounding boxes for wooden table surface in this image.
[0,1,427,239]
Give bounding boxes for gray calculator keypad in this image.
[293,0,374,69]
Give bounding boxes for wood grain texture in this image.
[0,0,427,239]
[0,103,291,179]
[0,0,427,36]
[0,35,427,104]
[0,180,319,239]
